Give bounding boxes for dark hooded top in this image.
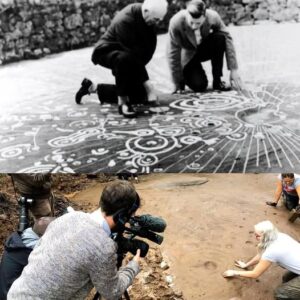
[0,232,32,300]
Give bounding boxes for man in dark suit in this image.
[167,0,244,93]
[76,0,168,118]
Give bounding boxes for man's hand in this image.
[172,81,185,94]
[147,91,158,102]
[223,270,239,278]
[172,88,184,94]
[234,260,247,269]
[266,201,277,207]
[230,69,244,92]
[133,249,141,264]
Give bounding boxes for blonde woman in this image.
[223,221,300,299]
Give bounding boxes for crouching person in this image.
[223,221,300,300]
[7,180,141,300]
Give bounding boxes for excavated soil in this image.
[0,174,184,300]
[69,173,300,300]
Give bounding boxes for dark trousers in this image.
[282,190,299,211]
[92,44,147,104]
[183,32,226,92]
[0,233,32,300]
[275,271,300,300]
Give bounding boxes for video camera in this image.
[93,214,167,300]
[115,214,167,258]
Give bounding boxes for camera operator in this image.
[0,217,55,300]
[10,174,54,219]
[7,180,141,300]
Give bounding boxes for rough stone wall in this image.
[0,0,300,65]
[0,0,139,64]
[209,0,300,25]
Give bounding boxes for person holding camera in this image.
[167,0,243,94]
[0,217,55,300]
[7,180,141,300]
[10,174,54,219]
[223,221,300,300]
[266,173,300,211]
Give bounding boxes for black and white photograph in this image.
[1,0,300,173]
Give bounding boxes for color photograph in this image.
[1,173,300,299]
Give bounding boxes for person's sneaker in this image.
[118,104,137,118]
[213,80,231,92]
[75,78,92,104]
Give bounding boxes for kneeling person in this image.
[167,0,243,93]
[266,173,300,211]
[76,0,168,118]
[223,221,300,300]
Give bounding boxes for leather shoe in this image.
[118,104,137,118]
[213,80,231,92]
[75,78,92,104]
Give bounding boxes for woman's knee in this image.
[274,285,287,300]
[275,282,300,300]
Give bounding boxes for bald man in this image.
[75,0,168,118]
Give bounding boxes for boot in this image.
[75,78,93,104]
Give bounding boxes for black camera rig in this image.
[93,214,167,300]
[17,196,33,233]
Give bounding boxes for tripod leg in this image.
[92,291,100,300]
[124,290,130,300]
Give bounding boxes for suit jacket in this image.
[167,9,238,87]
[92,3,157,66]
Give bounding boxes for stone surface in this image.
[1,24,300,173]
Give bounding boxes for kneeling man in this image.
[167,0,243,93]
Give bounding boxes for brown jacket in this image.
[167,9,238,87]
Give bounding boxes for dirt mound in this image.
[0,190,19,253]
[0,174,108,253]
[87,246,185,300]
[129,247,185,300]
